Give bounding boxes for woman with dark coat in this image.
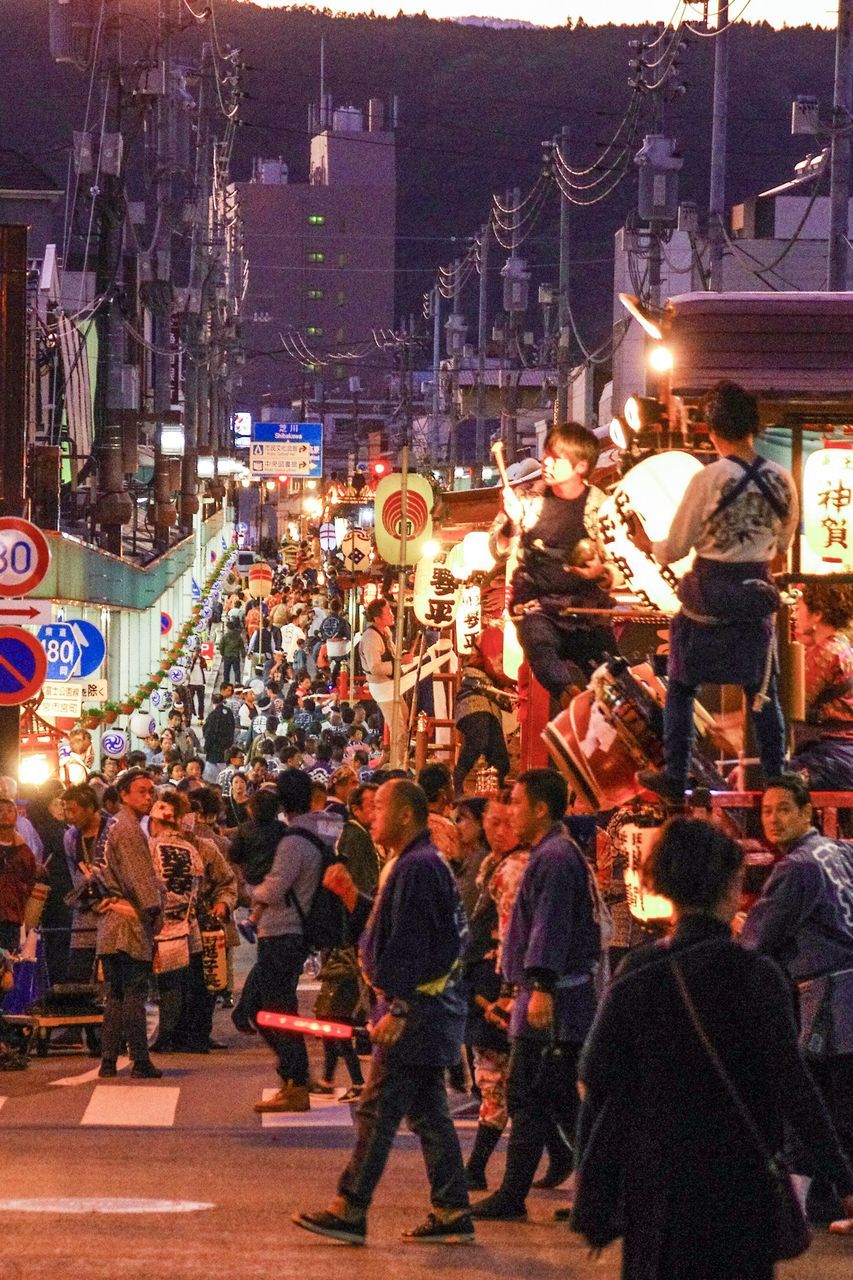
[27,780,72,985]
[573,818,853,1280]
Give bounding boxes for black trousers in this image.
[323,1037,364,1087]
[155,953,212,1051]
[338,1050,469,1215]
[454,712,510,792]
[256,934,309,1085]
[515,613,614,699]
[100,952,152,1064]
[496,1035,582,1205]
[187,685,205,718]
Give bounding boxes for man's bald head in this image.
[372,779,429,852]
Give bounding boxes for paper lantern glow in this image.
[413,558,461,630]
[803,446,853,568]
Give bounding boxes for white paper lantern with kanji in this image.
[803,446,853,568]
[456,585,482,655]
[413,558,461,630]
[597,450,703,612]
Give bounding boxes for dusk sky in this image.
[250,0,834,28]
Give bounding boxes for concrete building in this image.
[610,179,851,419]
[236,99,397,442]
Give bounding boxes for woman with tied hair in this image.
[790,581,853,789]
[572,817,853,1280]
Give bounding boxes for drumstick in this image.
[491,439,511,489]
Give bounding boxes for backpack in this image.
[285,827,349,951]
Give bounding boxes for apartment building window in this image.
[307,214,326,226]
[306,288,324,301]
[307,251,325,263]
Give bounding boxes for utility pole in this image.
[828,0,853,290]
[556,127,571,421]
[505,186,520,464]
[448,259,461,477]
[708,0,730,291]
[0,225,27,781]
[474,221,489,485]
[430,284,441,461]
[151,0,177,547]
[93,0,132,553]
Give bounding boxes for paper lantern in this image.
[374,472,434,566]
[597,450,703,612]
[803,445,853,568]
[461,531,496,577]
[413,558,461,630]
[456,585,482,655]
[130,712,156,739]
[101,729,128,759]
[503,546,523,680]
[169,665,186,686]
[613,813,674,924]
[341,529,373,573]
[319,522,337,552]
[446,543,467,581]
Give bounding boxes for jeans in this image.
[664,671,785,790]
[221,656,241,686]
[454,711,510,792]
[256,934,309,1085]
[338,1050,470,1215]
[515,613,614,699]
[187,684,205,718]
[100,952,152,1064]
[495,1035,582,1205]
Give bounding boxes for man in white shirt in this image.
[359,598,416,749]
[629,380,799,801]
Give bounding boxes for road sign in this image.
[200,641,215,663]
[38,621,106,682]
[0,517,51,598]
[161,612,173,635]
[249,422,323,478]
[0,599,52,626]
[0,628,47,706]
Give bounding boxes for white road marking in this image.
[81,1085,180,1128]
[259,1088,355,1128]
[0,1198,213,1214]
[50,1056,131,1087]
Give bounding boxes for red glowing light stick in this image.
[256,1011,352,1040]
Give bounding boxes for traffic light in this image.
[371,459,391,478]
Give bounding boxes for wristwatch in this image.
[389,1000,409,1019]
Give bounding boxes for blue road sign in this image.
[250,422,323,478]
[38,620,105,682]
[0,628,47,706]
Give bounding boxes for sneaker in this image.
[291,1209,366,1245]
[309,1079,336,1096]
[339,1086,363,1104]
[470,1192,527,1221]
[131,1060,163,1079]
[637,768,685,803]
[98,1060,117,1078]
[401,1211,475,1244]
[254,1083,310,1113]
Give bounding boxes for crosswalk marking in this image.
[50,1057,131,1088]
[81,1085,180,1128]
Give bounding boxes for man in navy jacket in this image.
[472,768,602,1220]
[292,779,474,1246]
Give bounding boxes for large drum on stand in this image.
[543,656,730,812]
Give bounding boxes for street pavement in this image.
[0,980,849,1279]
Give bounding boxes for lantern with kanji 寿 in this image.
[413,558,461,630]
[803,445,853,569]
[456,585,482,655]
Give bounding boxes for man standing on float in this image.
[629,381,798,802]
[493,422,619,708]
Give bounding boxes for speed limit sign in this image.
[0,518,51,598]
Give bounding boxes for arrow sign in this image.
[0,599,52,626]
